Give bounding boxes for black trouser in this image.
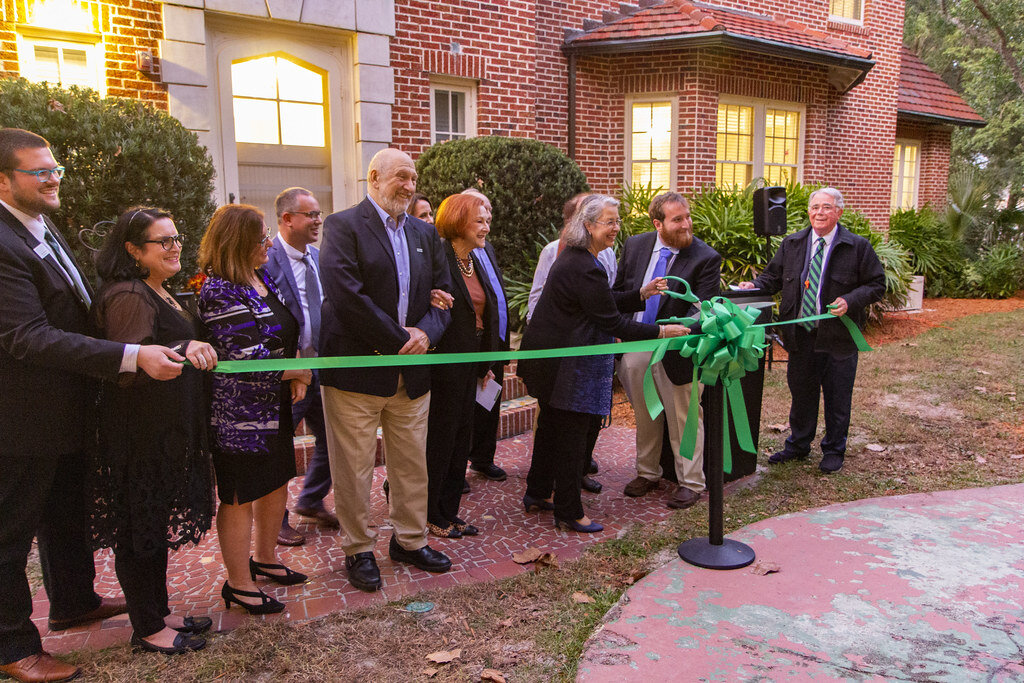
[0,448,100,664]
[114,548,169,638]
[783,327,859,458]
[468,364,504,468]
[425,362,478,527]
[526,403,600,522]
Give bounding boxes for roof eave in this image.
[563,31,875,88]
[897,109,986,129]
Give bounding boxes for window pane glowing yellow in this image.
[32,45,60,83]
[891,142,919,210]
[763,108,799,181]
[830,0,862,20]
[277,59,324,103]
[232,56,326,147]
[231,57,277,99]
[280,103,326,146]
[233,99,280,145]
[630,102,673,190]
[716,104,754,188]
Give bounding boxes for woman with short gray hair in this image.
[518,195,689,532]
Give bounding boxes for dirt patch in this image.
[879,392,963,421]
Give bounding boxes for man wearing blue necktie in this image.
[615,192,722,509]
[740,187,885,473]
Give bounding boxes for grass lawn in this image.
[60,309,1024,682]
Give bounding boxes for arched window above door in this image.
[231,55,326,147]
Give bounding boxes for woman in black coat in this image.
[424,193,502,538]
[518,194,688,532]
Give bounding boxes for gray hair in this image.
[810,187,844,209]
[562,194,620,249]
[275,186,314,219]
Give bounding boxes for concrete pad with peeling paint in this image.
[578,484,1024,681]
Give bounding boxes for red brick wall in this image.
[0,0,166,108]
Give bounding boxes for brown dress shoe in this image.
[0,652,81,682]
[47,596,127,631]
[667,486,702,510]
[623,476,659,497]
[293,506,341,529]
[277,523,306,546]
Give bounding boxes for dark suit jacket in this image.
[614,233,722,385]
[434,240,501,378]
[752,224,885,356]
[318,197,452,398]
[0,204,124,455]
[265,237,320,350]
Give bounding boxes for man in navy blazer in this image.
[318,148,453,592]
[740,187,885,473]
[265,187,339,547]
[615,192,722,510]
[0,128,184,682]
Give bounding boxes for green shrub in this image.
[888,207,964,296]
[960,243,1024,298]
[0,78,216,289]
[415,136,589,278]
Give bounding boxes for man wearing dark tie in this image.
[0,128,185,682]
[265,187,339,546]
[740,187,885,473]
[615,192,722,510]
[318,148,453,592]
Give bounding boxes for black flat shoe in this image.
[470,463,507,481]
[221,582,285,614]
[171,616,212,634]
[249,557,307,586]
[131,631,206,654]
[581,476,603,493]
[388,536,452,573]
[767,450,807,464]
[451,517,479,536]
[345,552,382,592]
[522,493,554,512]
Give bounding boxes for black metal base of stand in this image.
[677,537,756,570]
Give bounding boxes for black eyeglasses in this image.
[14,166,65,182]
[143,235,185,251]
[289,210,322,220]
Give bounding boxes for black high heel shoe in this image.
[131,631,206,655]
[249,557,307,586]
[522,493,554,513]
[221,582,285,614]
[171,616,212,634]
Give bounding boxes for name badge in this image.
[416,248,424,253]
[33,243,50,259]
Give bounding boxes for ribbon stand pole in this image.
[677,382,755,569]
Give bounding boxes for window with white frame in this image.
[716,98,803,189]
[627,99,676,191]
[17,32,103,93]
[892,140,921,211]
[430,78,477,143]
[231,55,327,148]
[830,0,863,23]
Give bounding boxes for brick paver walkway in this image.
[35,426,685,654]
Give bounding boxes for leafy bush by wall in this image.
[0,78,216,288]
[415,136,589,279]
[888,207,964,296]
[959,243,1024,298]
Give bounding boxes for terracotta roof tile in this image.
[567,0,872,61]
[898,46,984,126]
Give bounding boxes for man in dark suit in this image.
[318,148,453,592]
[615,192,722,509]
[265,187,339,547]
[0,128,185,682]
[740,187,885,473]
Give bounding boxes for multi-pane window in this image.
[830,0,863,22]
[892,140,921,210]
[231,55,326,148]
[716,100,802,189]
[629,101,674,190]
[430,80,476,143]
[18,36,101,92]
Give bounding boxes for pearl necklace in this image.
[456,255,474,276]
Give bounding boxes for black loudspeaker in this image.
[753,186,787,236]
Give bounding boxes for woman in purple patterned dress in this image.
[198,205,313,614]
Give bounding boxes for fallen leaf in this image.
[974,386,988,393]
[572,592,595,604]
[512,547,543,564]
[534,552,559,569]
[901,342,918,347]
[423,668,439,678]
[767,423,788,432]
[749,560,781,575]
[481,669,507,683]
[1009,454,1024,460]
[426,649,461,664]
[499,618,514,628]
[976,456,987,464]
[865,443,886,452]
[976,369,991,375]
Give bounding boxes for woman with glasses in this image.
[92,207,219,653]
[518,195,688,532]
[198,204,312,616]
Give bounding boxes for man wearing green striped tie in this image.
[739,188,885,474]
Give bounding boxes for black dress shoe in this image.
[171,616,212,634]
[388,536,452,573]
[767,450,807,464]
[588,458,599,475]
[470,463,507,481]
[819,453,845,473]
[131,631,206,655]
[345,552,382,592]
[581,476,603,493]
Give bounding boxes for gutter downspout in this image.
[567,52,577,160]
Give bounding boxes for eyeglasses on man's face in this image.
[143,235,185,251]
[809,204,837,213]
[289,210,322,220]
[13,166,65,183]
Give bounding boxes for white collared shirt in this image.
[276,235,321,355]
[633,234,679,323]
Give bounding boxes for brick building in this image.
[1,0,983,227]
